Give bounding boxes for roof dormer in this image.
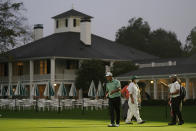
[52,9,93,33]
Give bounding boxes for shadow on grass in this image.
[39,126,106,128]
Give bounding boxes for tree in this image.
[185,26,196,55]
[0,0,32,53]
[75,60,106,93]
[115,17,151,52]
[149,28,183,58]
[115,17,184,58]
[112,61,138,77]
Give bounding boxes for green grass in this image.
[0,106,196,131]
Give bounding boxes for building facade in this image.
[117,56,196,100]
[0,9,157,98]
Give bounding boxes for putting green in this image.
[0,119,195,131]
[0,106,195,131]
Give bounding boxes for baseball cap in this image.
[169,74,177,78]
[106,72,113,77]
[130,75,137,80]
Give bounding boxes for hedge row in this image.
[141,99,196,106]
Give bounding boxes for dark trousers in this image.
[109,97,121,124]
[171,96,183,123]
[122,99,129,120]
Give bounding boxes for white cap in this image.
[106,72,113,77]
[169,74,177,78]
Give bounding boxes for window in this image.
[65,19,68,27]
[40,60,47,74]
[66,60,79,69]
[73,19,76,27]
[56,20,59,28]
[17,62,24,76]
[46,59,50,74]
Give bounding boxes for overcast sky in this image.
[19,0,196,45]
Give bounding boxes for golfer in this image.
[125,76,145,124]
[160,74,184,125]
[105,72,121,127]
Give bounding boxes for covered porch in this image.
[117,64,196,100]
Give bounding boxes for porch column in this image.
[50,58,55,82]
[185,77,190,99]
[50,58,55,100]
[30,60,34,99]
[78,60,83,99]
[8,62,12,85]
[153,79,158,100]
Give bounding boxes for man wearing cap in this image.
[125,76,145,124]
[160,75,184,125]
[105,72,121,127]
[121,81,137,121]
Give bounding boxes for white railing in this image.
[33,74,51,81]
[139,63,152,68]
[139,61,176,68]
[1,72,76,83]
[12,75,30,82]
[55,70,76,81]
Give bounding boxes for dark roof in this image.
[118,64,196,78]
[2,32,157,61]
[52,9,93,19]
[185,53,196,64]
[135,57,187,65]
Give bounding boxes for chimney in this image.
[80,18,91,46]
[33,24,43,41]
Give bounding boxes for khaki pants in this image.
[126,100,142,123]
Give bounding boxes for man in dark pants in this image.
[105,72,121,127]
[160,75,184,125]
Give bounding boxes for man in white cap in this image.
[160,74,184,125]
[105,72,121,127]
[125,76,145,124]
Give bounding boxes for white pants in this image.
[126,101,142,123]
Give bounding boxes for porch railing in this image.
[12,75,30,82]
[1,72,76,83]
[55,72,76,81]
[33,74,51,81]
